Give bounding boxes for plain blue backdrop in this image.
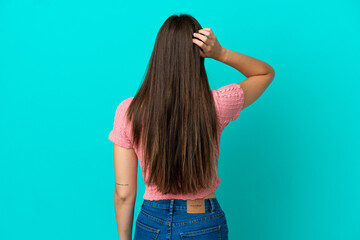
[0,0,359,239]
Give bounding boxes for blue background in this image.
[1,0,359,239]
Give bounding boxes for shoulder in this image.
[122,97,134,105]
[120,97,134,106]
[212,83,244,103]
[113,97,134,122]
[117,97,134,112]
[211,83,245,126]
[211,83,244,109]
[212,83,243,98]
[109,98,135,147]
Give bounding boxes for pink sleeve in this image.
[213,83,245,127]
[108,101,133,149]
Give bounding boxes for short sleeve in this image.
[212,83,245,127]
[108,101,133,149]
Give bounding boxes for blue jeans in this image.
[134,198,228,239]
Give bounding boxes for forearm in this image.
[114,197,136,240]
[216,47,274,77]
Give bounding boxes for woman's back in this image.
[108,82,245,200]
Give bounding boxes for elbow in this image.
[114,189,136,203]
[268,66,275,76]
[264,63,275,77]
[266,68,275,80]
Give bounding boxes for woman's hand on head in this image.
[192,28,225,60]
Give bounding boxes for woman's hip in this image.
[134,198,228,239]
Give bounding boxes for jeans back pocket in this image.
[134,219,160,240]
[180,225,222,239]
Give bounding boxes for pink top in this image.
[108,83,245,200]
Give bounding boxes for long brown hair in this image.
[125,14,219,195]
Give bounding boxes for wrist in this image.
[215,47,228,62]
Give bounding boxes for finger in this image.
[193,32,208,43]
[193,39,206,58]
[192,38,207,50]
[197,29,211,38]
[202,28,213,33]
[205,28,214,36]
[202,28,214,37]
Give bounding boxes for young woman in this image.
[108,14,275,240]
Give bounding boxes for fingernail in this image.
[193,33,195,36]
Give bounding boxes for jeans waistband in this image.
[142,198,220,214]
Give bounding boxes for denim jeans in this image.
[134,198,228,239]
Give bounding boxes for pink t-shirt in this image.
[108,83,245,200]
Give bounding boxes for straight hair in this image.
[125,14,219,195]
